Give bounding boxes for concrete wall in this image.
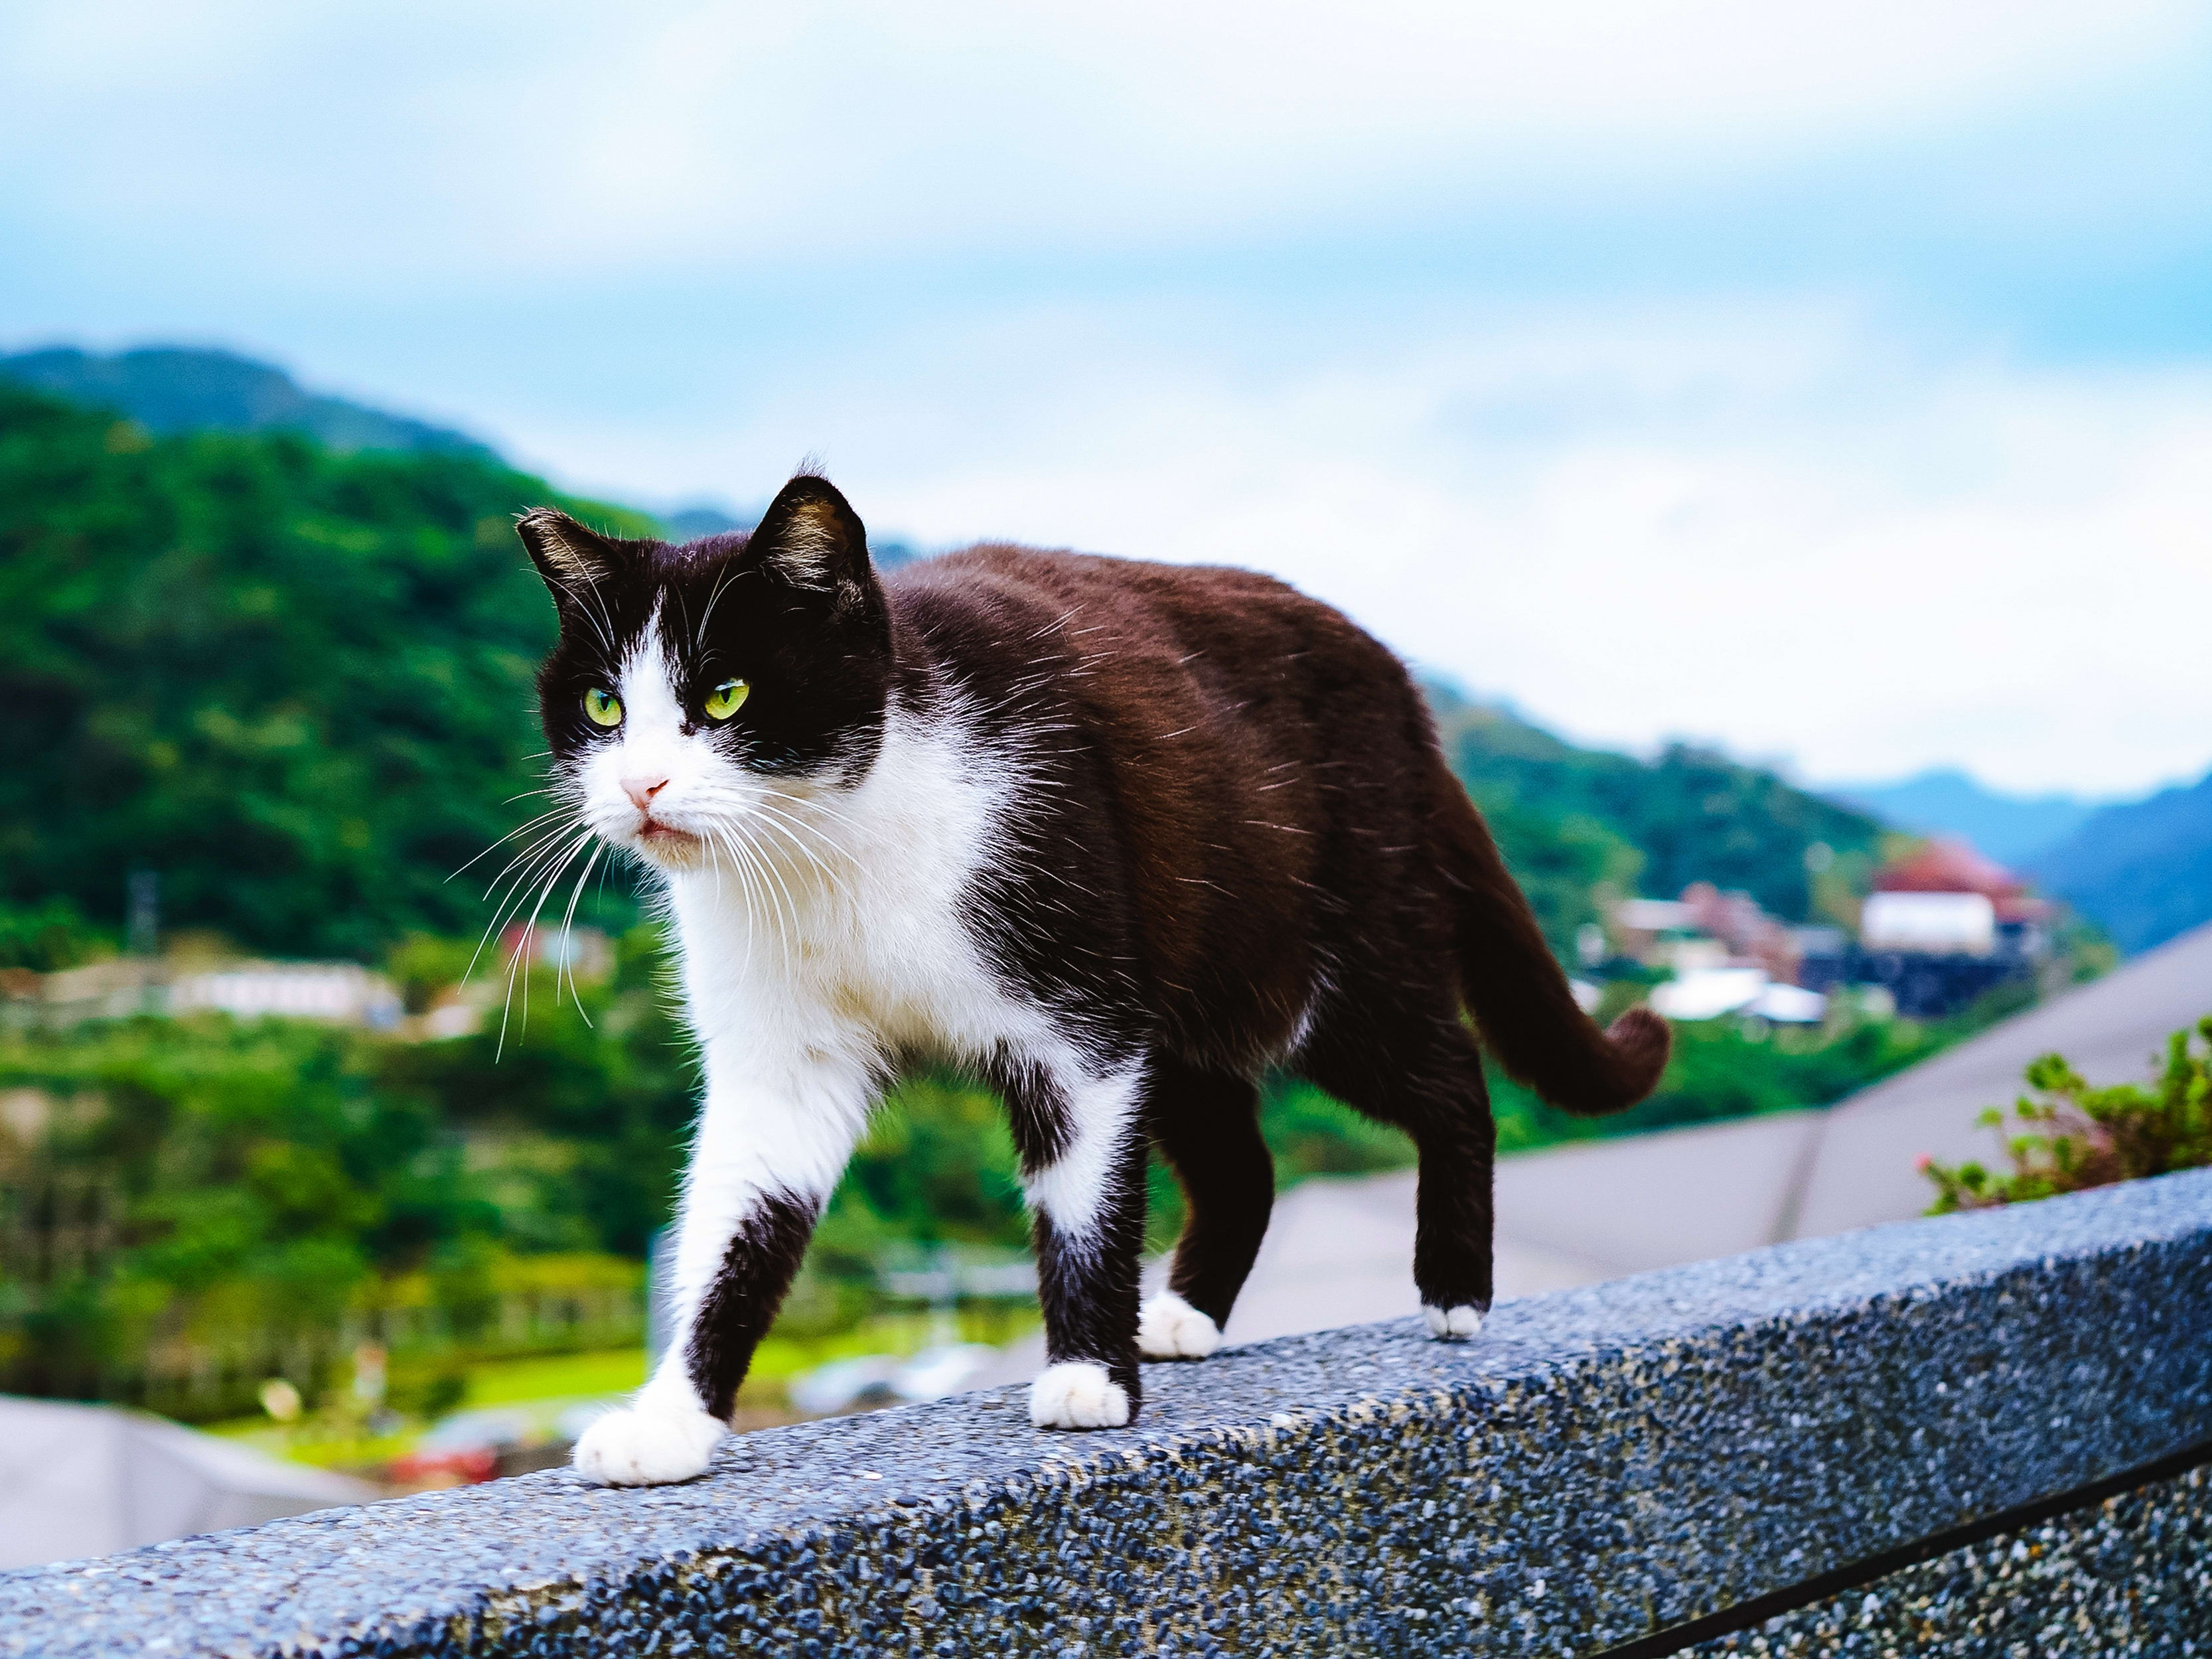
[3,1169,2208,1658]
[1686,1462,2211,1657]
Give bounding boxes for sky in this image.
[5,1,2212,796]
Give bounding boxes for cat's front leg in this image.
[574,1068,867,1486]
[1009,1059,1150,1429]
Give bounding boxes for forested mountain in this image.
[0,380,649,962]
[0,346,500,463]
[2030,768,2212,954]
[1428,685,1885,947]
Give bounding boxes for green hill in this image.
[0,346,498,462]
[2030,768,2212,954]
[0,379,652,964]
[1428,684,1884,950]
[0,344,922,561]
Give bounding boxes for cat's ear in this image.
[745,473,873,608]
[516,509,630,599]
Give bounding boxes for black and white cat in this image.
[515,474,1666,1486]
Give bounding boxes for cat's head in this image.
[520,472,892,871]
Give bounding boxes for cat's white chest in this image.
[663,708,1044,1071]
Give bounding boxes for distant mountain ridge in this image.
[2029,768,2212,955]
[0,346,500,463]
[0,345,924,561]
[1826,767,2108,867]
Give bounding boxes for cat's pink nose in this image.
[622,774,670,812]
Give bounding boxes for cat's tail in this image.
[1432,784,1670,1116]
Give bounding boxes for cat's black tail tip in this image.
[1596,1005,1671,1110]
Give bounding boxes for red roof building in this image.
[1872,839,2049,925]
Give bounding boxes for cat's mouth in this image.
[634,814,705,859]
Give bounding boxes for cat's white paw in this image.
[1029,1361,1132,1429]
[571,1403,725,1486]
[1138,1291,1222,1360]
[1424,1303,1486,1340]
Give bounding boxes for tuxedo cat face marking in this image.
[563,610,763,871]
[517,478,892,874]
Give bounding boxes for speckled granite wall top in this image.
[7,1169,2210,1659]
[1688,1463,2211,1657]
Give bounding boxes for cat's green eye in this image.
[583,687,623,727]
[703,679,750,721]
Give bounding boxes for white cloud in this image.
[5,0,2210,798]
[492,295,2212,797]
[3,0,2205,281]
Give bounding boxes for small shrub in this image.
[1922,1017,2212,1212]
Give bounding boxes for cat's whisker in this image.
[697,834,737,979]
[753,797,860,859]
[470,825,593,986]
[703,820,727,908]
[555,843,604,1025]
[496,830,595,1059]
[743,802,844,885]
[502,828,593,969]
[717,818,797,975]
[474,818,585,912]
[694,561,743,651]
[546,574,618,660]
[475,801,586,878]
[449,807,575,884]
[759,785,861,833]
[751,823,840,891]
[470,829,582,966]
[749,820,810,936]
[717,829,763,984]
[702,825,769,991]
[727,822,799,974]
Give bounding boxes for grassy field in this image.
[210,1301,1043,1475]
[463,1348,647,1407]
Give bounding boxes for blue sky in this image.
[6,1,2211,795]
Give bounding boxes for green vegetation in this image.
[0,934,687,1418]
[461,1346,648,1406]
[0,1012,491,1407]
[5,935,1963,1421]
[0,346,499,463]
[1923,1018,2212,1212]
[0,378,650,964]
[1430,683,1888,948]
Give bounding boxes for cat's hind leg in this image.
[1296,1003,1497,1338]
[1002,1056,1149,1428]
[1140,1058,1272,1360]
